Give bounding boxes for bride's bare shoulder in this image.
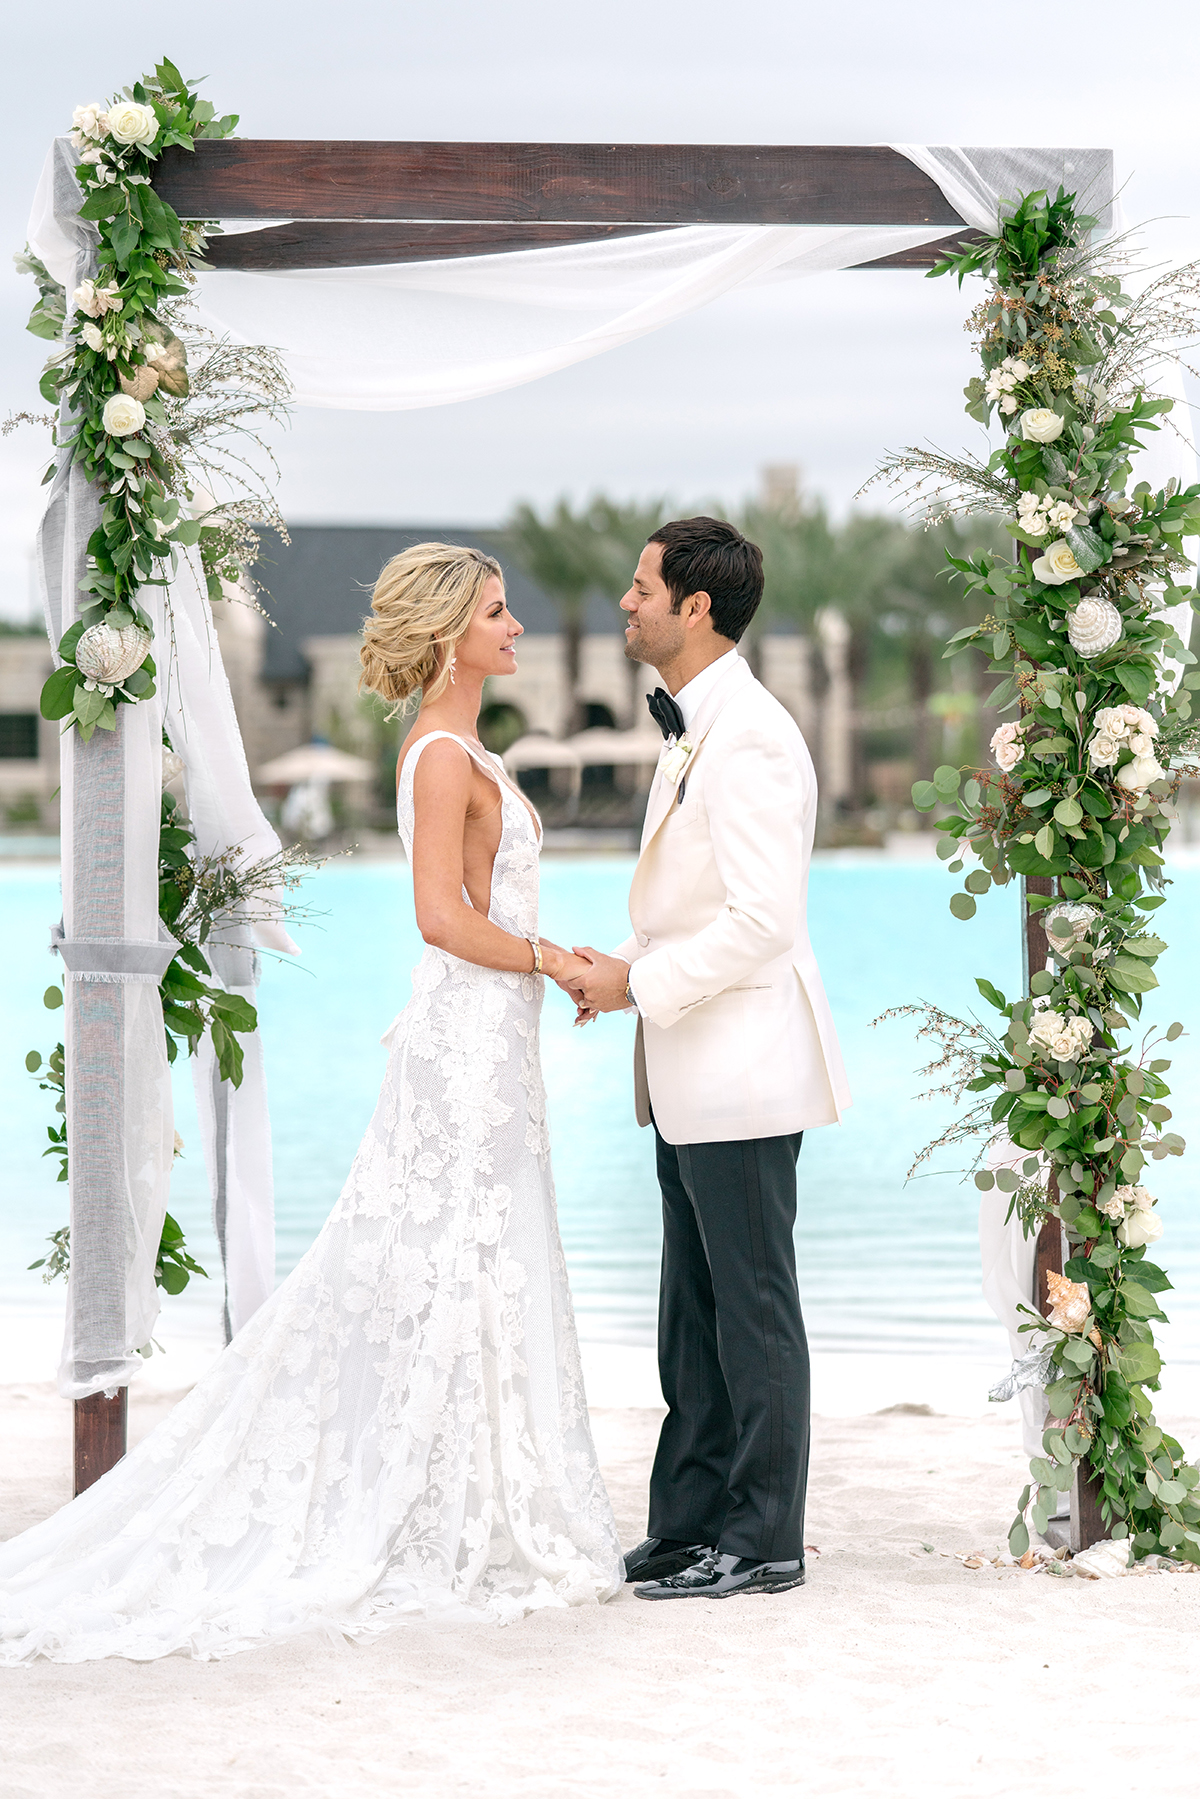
[397,727,470,788]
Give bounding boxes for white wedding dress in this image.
[0,730,623,1662]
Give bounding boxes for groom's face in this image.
[621,544,686,670]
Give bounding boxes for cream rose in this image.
[106,100,158,147]
[1021,408,1066,444]
[1089,731,1121,769]
[71,101,109,140]
[1118,1209,1164,1249]
[1115,753,1167,795]
[73,279,121,319]
[80,322,104,352]
[990,720,1024,773]
[1032,540,1083,585]
[100,393,146,436]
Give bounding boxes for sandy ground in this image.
[2,1376,1200,1799]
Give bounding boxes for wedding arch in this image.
[26,66,1196,1563]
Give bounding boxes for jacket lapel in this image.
[636,654,754,856]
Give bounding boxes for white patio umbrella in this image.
[501,735,583,774]
[257,743,376,784]
[566,726,664,765]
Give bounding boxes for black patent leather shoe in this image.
[622,1537,712,1583]
[634,1551,805,1600]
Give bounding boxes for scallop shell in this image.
[74,621,152,685]
[1045,902,1098,953]
[1067,597,1122,658]
[1045,1269,1091,1333]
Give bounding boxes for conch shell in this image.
[75,621,152,686]
[1045,1270,1091,1333]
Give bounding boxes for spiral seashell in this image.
[1045,902,1098,954]
[74,621,152,685]
[1045,1269,1091,1333]
[1066,597,1122,658]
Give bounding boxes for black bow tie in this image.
[647,688,686,742]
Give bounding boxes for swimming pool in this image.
[3,853,1198,1368]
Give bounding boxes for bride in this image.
[0,542,624,1662]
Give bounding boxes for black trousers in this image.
[648,1126,808,1563]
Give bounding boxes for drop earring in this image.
[448,656,457,685]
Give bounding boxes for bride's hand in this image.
[539,940,594,989]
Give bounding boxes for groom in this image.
[565,517,850,1599]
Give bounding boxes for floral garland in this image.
[877,189,1200,1562]
[31,59,237,740]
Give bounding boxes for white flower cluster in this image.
[989,717,1026,773]
[73,279,121,320]
[1016,491,1079,540]
[1088,705,1166,793]
[70,97,158,149]
[1027,1005,1093,1062]
[1099,1183,1163,1248]
[985,356,1030,416]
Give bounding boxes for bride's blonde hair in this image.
[359,541,505,715]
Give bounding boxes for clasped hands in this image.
[538,940,631,1027]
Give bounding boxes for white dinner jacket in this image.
[615,653,851,1146]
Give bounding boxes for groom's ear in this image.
[682,590,713,630]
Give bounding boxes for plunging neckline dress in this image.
[0,730,622,1661]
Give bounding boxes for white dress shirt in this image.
[672,648,740,734]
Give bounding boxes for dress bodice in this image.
[396,730,541,942]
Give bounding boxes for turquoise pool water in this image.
[3,855,1199,1366]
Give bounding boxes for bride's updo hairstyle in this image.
[359,541,504,715]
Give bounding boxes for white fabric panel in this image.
[192,221,946,412]
[892,146,1116,236]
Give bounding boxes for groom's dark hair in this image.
[647,517,764,643]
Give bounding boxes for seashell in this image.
[142,322,189,398]
[1045,1269,1091,1333]
[1045,902,1097,954]
[74,620,152,685]
[1067,597,1122,658]
[119,364,160,402]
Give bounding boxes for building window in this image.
[0,714,39,760]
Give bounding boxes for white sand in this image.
[2,1353,1199,1799]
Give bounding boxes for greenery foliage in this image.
[882,190,1200,1562]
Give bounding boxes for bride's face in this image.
[454,576,524,680]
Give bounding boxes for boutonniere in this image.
[659,732,696,788]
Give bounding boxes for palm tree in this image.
[506,499,609,734]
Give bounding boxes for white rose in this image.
[1009,359,1031,381]
[1088,731,1121,769]
[1028,1009,1065,1053]
[1022,408,1066,444]
[1128,1185,1155,1212]
[1131,707,1157,736]
[1118,704,1144,727]
[80,322,103,352]
[101,393,146,436]
[106,101,159,147]
[1050,1034,1076,1059]
[1017,490,1043,517]
[1000,395,1019,415]
[71,101,109,140]
[990,721,1023,773]
[1118,1209,1163,1249]
[1115,753,1166,795]
[1099,1191,1125,1221]
[73,279,102,319]
[1093,707,1127,737]
[1032,540,1083,585]
[1046,501,1078,533]
[78,147,104,166]
[1128,732,1152,756]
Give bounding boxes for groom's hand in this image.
[569,948,633,1015]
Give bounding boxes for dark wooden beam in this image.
[205,219,667,270]
[157,141,966,228]
[203,217,986,272]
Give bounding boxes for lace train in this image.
[0,731,623,1661]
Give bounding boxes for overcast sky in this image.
[3,0,1200,618]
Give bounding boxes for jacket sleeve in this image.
[629,729,809,1030]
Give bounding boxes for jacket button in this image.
[637,933,650,947]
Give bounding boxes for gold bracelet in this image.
[528,938,543,975]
